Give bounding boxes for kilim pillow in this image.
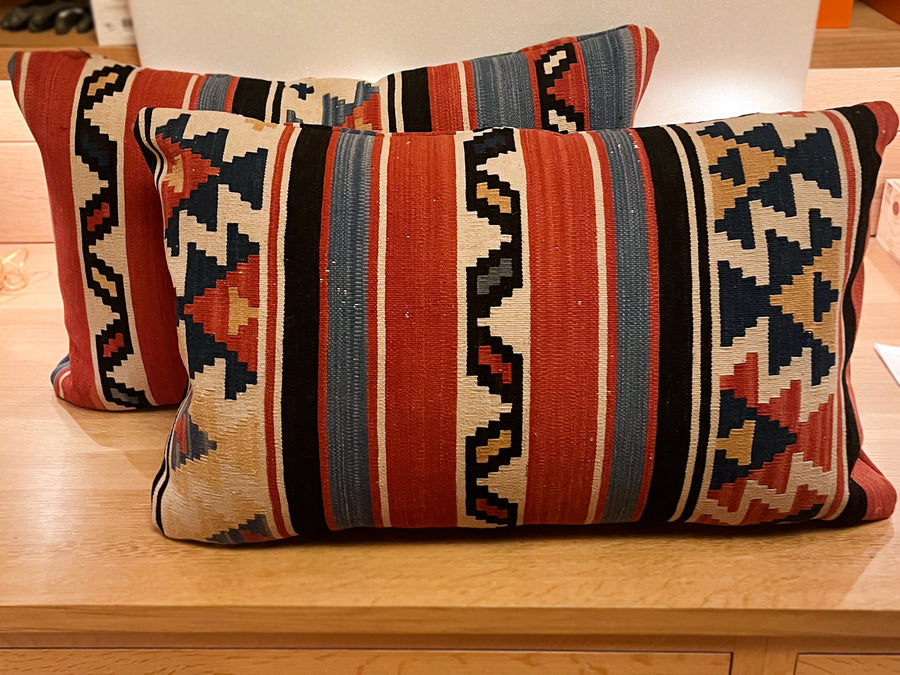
[135,102,898,544]
[8,25,657,411]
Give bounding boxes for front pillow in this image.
[136,103,898,544]
[8,24,657,411]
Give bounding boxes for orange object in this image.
[817,0,854,27]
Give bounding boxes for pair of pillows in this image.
[12,27,899,543]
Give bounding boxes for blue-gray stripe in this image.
[196,74,232,111]
[7,53,17,81]
[597,129,650,523]
[471,51,535,129]
[326,128,375,530]
[578,27,635,129]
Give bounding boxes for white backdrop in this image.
[129,0,819,127]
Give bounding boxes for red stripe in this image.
[589,132,619,523]
[317,131,341,532]
[124,68,195,406]
[521,130,600,524]
[188,76,204,108]
[853,451,898,520]
[384,133,458,528]
[426,64,464,132]
[367,135,385,528]
[628,129,659,521]
[17,52,104,409]
[223,77,239,112]
[264,125,296,540]
[464,61,478,129]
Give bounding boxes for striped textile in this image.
[7,24,656,411]
[137,102,898,543]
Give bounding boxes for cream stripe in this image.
[273,129,301,536]
[457,62,470,130]
[393,76,404,132]
[686,126,723,524]
[376,135,392,527]
[664,125,703,522]
[182,74,198,108]
[15,52,30,103]
[583,132,609,524]
[56,369,72,399]
[639,27,649,93]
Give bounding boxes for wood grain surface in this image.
[0,649,732,674]
[0,242,899,652]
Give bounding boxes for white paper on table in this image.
[874,343,900,387]
[90,0,135,46]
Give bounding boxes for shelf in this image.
[811,0,900,68]
[0,0,138,78]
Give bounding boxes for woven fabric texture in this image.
[7,25,656,410]
[135,102,897,544]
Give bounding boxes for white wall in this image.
[130,0,819,126]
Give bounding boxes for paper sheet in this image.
[874,343,900,387]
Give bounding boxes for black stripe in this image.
[270,82,285,123]
[400,67,432,132]
[671,124,712,522]
[231,77,271,121]
[833,104,884,522]
[634,126,694,523]
[281,126,333,535]
[386,74,397,132]
[151,444,170,534]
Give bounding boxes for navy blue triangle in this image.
[808,208,842,258]
[747,165,796,217]
[697,120,737,141]
[718,260,771,347]
[218,148,269,210]
[768,306,809,375]
[784,127,842,198]
[716,198,756,249]
[735,122,786,156]
[710,146,747,186]
[813,271,838,322]
[810,337,836,386]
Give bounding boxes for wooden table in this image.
[1,242,899,674]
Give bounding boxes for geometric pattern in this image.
[136,103,897,543]
[697,116,848,524]
[74,63,152,409]
[207,514,272,545]
[461,129,526,526]
[12,28,657,411]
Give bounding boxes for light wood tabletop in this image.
[1,241,899,672]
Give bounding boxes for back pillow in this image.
[8,24,657,410]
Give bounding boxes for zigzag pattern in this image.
[75,64,150,408]
[533,42,585,133]
[462,129,525,526]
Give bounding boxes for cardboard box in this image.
[876,178,900,266]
